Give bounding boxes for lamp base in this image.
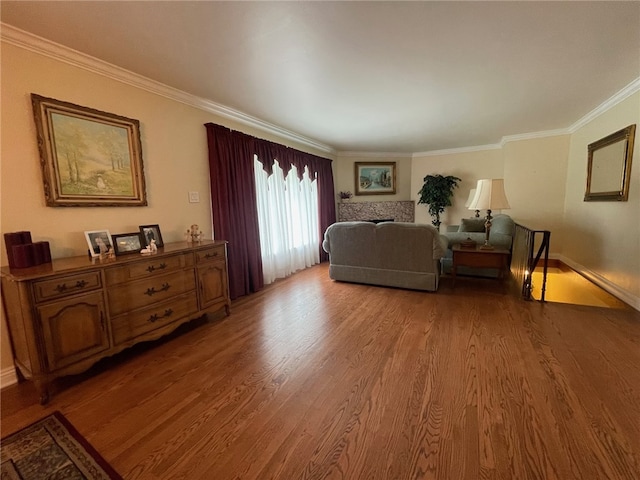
[481,209,494,251]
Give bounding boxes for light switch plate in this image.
[189,191,200,203]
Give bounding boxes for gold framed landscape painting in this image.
[354,161,396,195]
[31,94,147,207]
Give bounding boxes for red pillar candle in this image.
[31,243,44,265]
[35,241,52,264]
[11,244,34,269]
[20,231,33,244]
[4,232,30,268]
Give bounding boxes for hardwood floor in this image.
[2,263,639,479]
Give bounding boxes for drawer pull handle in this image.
[144,283,171,296]
[148,308,174,323]
[54,280,88,293]
[204,252,219,259]
[146,262,168,273]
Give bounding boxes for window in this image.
[254,158,320,284]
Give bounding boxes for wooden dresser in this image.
[1,240,230,403]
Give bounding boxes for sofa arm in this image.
[322,237,330,254]
[433,234,447,259]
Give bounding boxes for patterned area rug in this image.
[1,411,122,480]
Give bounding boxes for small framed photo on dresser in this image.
[139,224,164,247]
[112,232,143,255]
[84,230,113,258]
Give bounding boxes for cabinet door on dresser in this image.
[195,244,230,312]
[37,291,110,371]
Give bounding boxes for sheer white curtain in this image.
[254,157,320,284]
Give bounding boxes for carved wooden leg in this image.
[34,378,50,405]
[14,366,26,383]
[225,304,231,316]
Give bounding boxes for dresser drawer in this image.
[194,245,226,265]
[107,270,196,316]
[33,271,102,303]
[111,293,198,345]
[105,253,193,285]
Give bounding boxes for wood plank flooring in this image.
[2,263,639,479]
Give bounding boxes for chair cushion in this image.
[458,218,485,232]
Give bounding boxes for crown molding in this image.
[0,23,334,154]
[412,143,502,158]
[500,127,570,146]
[408,78,639,157]
[568,77,640,133]
[336,151,413,158]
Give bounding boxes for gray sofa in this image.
[441,214,515,277]
[322,221,446,291]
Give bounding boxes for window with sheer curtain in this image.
[254,157,320,284]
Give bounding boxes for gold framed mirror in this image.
[584,124,635,201]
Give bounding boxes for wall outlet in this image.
[189,191,200,203]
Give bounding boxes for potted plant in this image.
[338,191,353,202]
[417,174,461,228]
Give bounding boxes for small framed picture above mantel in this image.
[354,162,396,196]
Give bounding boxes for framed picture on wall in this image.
[584,124,635,201]
[354,162,396,195]
[31,94,147,207]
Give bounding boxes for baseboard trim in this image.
[534,257,564,269]
[1,366,18,389]
[558,255,640,312]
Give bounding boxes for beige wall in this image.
[503,135,571,250]
[411,148,505,228]
[334,154,413,203]
[412,137,571,239]
[0,41,333,381]
[562,92,640,306]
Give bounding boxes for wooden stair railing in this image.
[512,224,551,301]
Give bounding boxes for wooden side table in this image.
[451,244,511,286]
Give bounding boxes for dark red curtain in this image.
[206,124,263,300]
[206,123,336,299]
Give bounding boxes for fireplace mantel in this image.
[338,201,415,223]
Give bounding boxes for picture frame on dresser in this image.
[112,232,143,255]
[84,230,113,257]
[139,224,164,247]
[354,162,396,195]
[31,94,147,207]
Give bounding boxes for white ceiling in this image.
[2,1,639,154]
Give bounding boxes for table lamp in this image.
[464,188,479,217]
[467,179,510,250]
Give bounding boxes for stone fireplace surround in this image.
[337,201,415,223]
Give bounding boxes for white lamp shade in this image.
[468,179,510,210]
[465,189,477,208]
